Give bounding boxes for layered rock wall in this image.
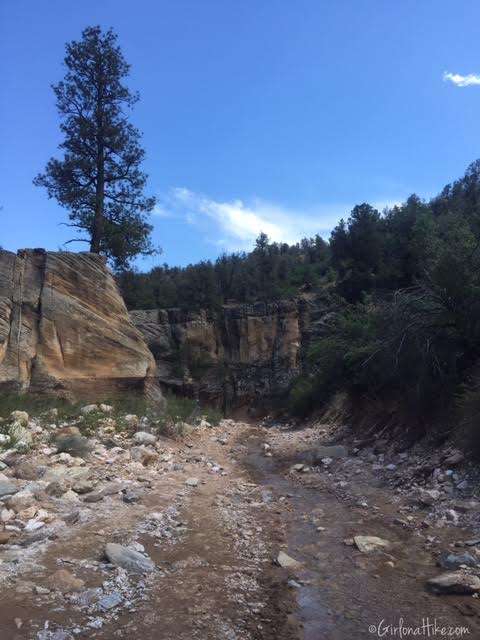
[0,249,159,401]
[131,295,333,411]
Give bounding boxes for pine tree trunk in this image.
[91,80,105,254]
[91,149,104,253]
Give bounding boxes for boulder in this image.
[427,571,480,594]
[53,427,89,457]
[441,552,479,570]
[133,431,157,446]
[104,542,155,574]
[0,249,160,402]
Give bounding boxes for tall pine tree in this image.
[34,26,156,269]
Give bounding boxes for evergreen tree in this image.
[34,26,156,269]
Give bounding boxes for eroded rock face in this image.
[131,295,334,410]
[0,249,159,401]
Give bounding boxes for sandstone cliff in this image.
[0,249,159,401]
[131,295,333,411]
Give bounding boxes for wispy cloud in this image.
[153,203,172,217]
[155,188,402,252]
[443,71,480,87]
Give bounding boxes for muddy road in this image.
[0,418,478,639]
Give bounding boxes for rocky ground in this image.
[0,407,479,638]
[0,406,298,640]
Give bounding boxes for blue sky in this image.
[1,0,480,268]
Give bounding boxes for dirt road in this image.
[0,420,478,639]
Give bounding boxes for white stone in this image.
[81,404,99,415]
[277,550,302,569]
[354,535,391,553]
[9,411,29,426]
[133,431,157,446]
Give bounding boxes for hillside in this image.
[121,160,480,442]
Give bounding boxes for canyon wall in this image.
[0,249,159,401]
[131,294,334,412]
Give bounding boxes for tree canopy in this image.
[34,26,156,270]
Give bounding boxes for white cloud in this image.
[153,203,172,217]
[156,188,402,252]
[443,71,480,87]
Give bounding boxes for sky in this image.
[1,1,480,268]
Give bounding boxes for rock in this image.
[133,431,157,446]
[123,414,139,427]
[98,591,123,611]
[276,550,302,569]
[443,451,465,466]
[131,298,308,409]
[185,477,199,487]
[354,535,391,553]
[34,586,51,595]
[104,542,155,574]
[47,569,85,593]
[292,464,305,472]
[122,490,140,504]
[101,483,124,496]
[72,480,94,495]
[45,481,67,497]
[9,411,29,426]
[0,474,17,498]
[84,492,104,503]
[427,571,480,594]
[0,508,14,522]
[0,249,160,401]
[25,519,45,532]
[64,510,80,524]
[6,489,34,510]
[130,446,158,466]
[18,506,37,520]
[62,489,80,501]
[312,445,348,464]
[465,538,480,547]
[0,531,13,544]
[99,404,113,413]
[441,552,479,569]
[81,404,99,414]
[416,489,441,507]
[445,509,459,523]
[12,459,46,480]
[54,426,89,457]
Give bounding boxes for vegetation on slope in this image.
[119,160,480,432]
